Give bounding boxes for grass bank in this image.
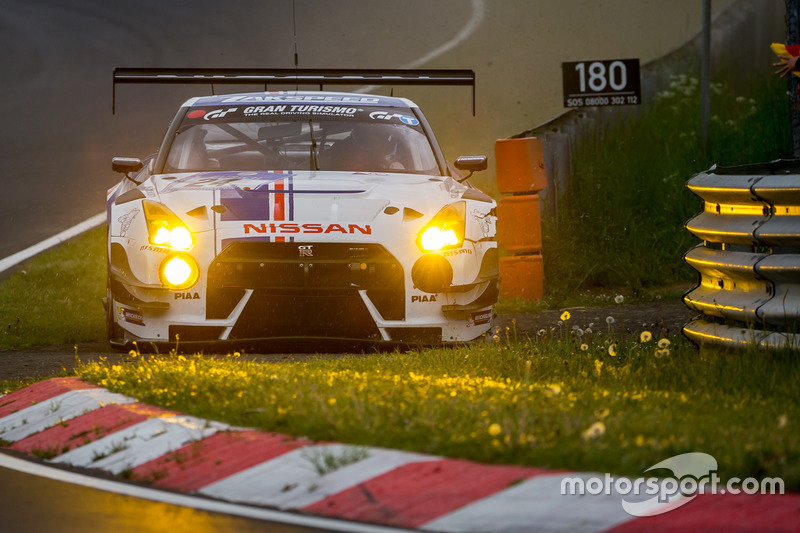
[76,323,799,490]
[542,74,792,302]
[0,226,106,350]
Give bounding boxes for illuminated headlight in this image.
[416,201,466,252]
[159,253,199,290]
[143,200,195,251]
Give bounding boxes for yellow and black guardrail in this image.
[683,159,800,350]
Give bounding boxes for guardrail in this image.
[683,159,800,350]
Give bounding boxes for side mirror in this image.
[453,155,487,182]
[112,157,144,184]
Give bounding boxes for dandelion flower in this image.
[537,329,546,336]
[580,343,589,351]
[560,311,571,321]
[614,295,624,304]
[606,316,616,325]
[608,344,617,357]
[656,348,670,358]
[594,359,603,376]
[546,383,562,396]
[657,338,671,349]
[581,421,606,440]
[488,423,503,436]
[640,331,653,343]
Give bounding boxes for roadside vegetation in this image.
[542,73,792,303]
[76,320,800,489]
[0,226,106,350]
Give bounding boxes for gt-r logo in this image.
[203,107,238,120]
[299,245,313,257]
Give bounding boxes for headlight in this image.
[143,200,195,251]
[159,253,200,290]
[416,201,466,252]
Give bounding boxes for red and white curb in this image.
[1,377,798,532]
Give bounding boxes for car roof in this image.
[183,91,417,110]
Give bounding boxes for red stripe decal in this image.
[303,459,549,528]
[274,180,285,220]
[130,430,309,491]
[0,377,101,418]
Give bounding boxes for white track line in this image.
[0,452,416,533]
[0,212,105,275]
[355,0,485,94]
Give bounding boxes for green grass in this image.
[76,326,800,489]
[542,74,793,302]
[0,226,106,350]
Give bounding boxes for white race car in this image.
[107,72,497,349]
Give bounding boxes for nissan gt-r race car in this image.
[106,70,497,350]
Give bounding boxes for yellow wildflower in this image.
[658,338,671,349]
[608,344,617,357]
[640,331,653,343]
[488,423,503,436]
[560,311,571,321]
[582,421,606,440]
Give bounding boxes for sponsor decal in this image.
[369,110,420,125]
[117,306,144,326]
[468,310,492,327]
[243,105,358,117]
[174,292,201,300]
[203,108,238,120]
[244,222,371,235]
[411,294,437,303]
[221,95,381,104]
[117,208,139,237]
[139,244,170,254]
[443,248,473,257]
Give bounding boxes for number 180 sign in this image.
[562,58,640,108]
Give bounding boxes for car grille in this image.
[207,242,405,339]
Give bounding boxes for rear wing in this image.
[112,68,476,114]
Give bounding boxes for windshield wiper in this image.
[308,119,319,171]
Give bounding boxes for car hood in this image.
[149,170,480,233]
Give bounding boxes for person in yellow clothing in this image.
[772,42,800,78]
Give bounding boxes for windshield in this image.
[164,105,440,175]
